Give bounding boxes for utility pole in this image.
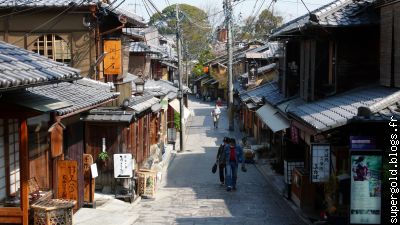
[176,4,185,152]
[185,41,189,86]
[225,0,234,131]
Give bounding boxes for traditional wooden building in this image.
[0,0,146,81]
[82,92,161,190]
[267,0,400,222]
[0,41,117,224]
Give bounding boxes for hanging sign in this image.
[350,136,376,150]
[291,125,299,144]
[311,144,331,183]
[104,39,122,75]
[350,153,382,224]
[113,154,133,178]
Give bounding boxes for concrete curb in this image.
[255,163,312,225]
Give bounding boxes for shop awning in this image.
[256,104,289,133]
[169,99,190,120]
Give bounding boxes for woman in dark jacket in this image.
[216,137,229,185]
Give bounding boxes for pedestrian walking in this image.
[211,105,221,129]
[224,138,246,191]
[216,137,229,185]
[216,97,222,107]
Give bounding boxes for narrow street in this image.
[130,98,307,225]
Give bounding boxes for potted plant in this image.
[98,151,109,169]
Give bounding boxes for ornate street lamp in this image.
[134,70,145,95]
[248,61,258,86]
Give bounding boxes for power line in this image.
[147,0,163,16]
[11,0,86,45]
[181,11,211,30]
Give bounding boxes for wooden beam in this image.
[310,40,316,101]
[328,41,334,85]
[19,118,29,225]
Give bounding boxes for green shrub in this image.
[174,112,181,131]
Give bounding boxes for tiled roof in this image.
[129,42,161,54]
[0,41,80,92]
[271,0,378,38]
[0,0,96,7]
[123,28,145,39]
[83,108,135,123]
[193,74,209,83]
[29,78,118,116]
[239,81,285,106]
[289,86,400,132]
[244,42,280,59]
[129,93,160,113]
[0,1,146,27]
[144,79,191,97]
[240,63,277,78]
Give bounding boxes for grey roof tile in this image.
[83,109,135,123]
[239,81,285,106]
[29,78,118,116]
[0,41,80,92]
[0,1,145,27]
[128,93,159,113]
[289,86,400,132]
[271,0,377,38]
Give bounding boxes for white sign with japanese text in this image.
[311,144,331,183]
[113,154,133,178]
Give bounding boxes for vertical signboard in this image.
[104,39,122,75]
[83,154,94,203]
[113,154,133,178]
[57,160,78,209]
[311,144,331,183]
[350,151,382,224]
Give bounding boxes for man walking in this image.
[211,105,221,129]
[224,138,246,191]
[216,137,229,185]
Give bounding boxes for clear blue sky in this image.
[123,0,333,23]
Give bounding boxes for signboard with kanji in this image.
[104,39,122,75]
[113,154,133,178]
[57,160,78,209]
[311,144,331,183]
[83,154,95,203]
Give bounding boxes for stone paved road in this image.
[130,98,307,225]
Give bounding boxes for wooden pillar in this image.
[19,119,29,225]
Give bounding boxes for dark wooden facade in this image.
[280,27,379,101]
[84,109,160,189]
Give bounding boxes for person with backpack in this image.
[224,138,246,191]
[216,137,229,185]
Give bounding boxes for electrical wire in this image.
[11,0,86,45]
[181,12,211,29]
[141,0,154,20]
[147,0,163,16]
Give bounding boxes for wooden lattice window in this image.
[33,34,71,65]
[0,119,5,201]
[0,119,21,207]
[8,119,20,197]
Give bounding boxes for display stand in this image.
[137,169,157,199]
[113,154,136,203]
[31,199,76,225]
